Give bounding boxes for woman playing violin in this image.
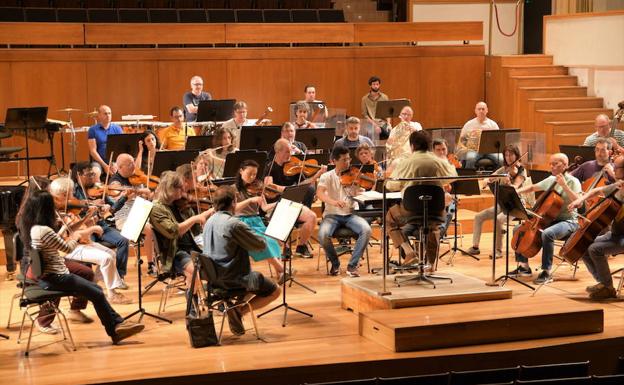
[468,145,527,259]
[235,159,287,281]
[135,130,160,173]
[204,127,237,179]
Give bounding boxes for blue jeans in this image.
[583,231,624,288]
[39,273,123,338]
[94,222,129,278]
[318,214,371,270]
[515,220,578,271]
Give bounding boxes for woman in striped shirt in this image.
[18,190,144,345]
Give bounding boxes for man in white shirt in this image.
[455,101,500,169]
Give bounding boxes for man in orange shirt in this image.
[158,106,195,150]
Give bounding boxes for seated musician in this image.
[18,190,144,344]
[202,186,281,336]
[361,75,390,140]
[264,138,323,258]
[73,162,130,289]
[175,163,214,249]
[149,171,213,302]
[334,117,374,150]
[385,106,421,174]
[583,114,624,152]
[299,84,328,122]
[571,138,615,185]
[281,122,308,155]
[455,101,500,169]
[386,131,456,267]
[183,75,212,122]
[49,177,131,305]
[157,106,195,151]
[204,127,237,179]
[511,153,582,284]
[135,130,160,173]
[234,159,287,281]
[355,143,382,179]
[568,155,624,300]
[293,102,317,129]
[317,145,372,277]
[221,100,251,149]
[469,145,526,259]
[432,138,459,240]
[88,105,122,176]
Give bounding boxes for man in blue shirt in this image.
[88,105,123,176]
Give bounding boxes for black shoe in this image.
[147,262,157,278]
[226,306,245,336]
[295,245,312,259]
[329,265,340,276]
[509,265,532,277]
[533,270,552,284]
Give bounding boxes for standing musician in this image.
[386,131,456,267]
[183,75,212,122]
[264,138,323,258]
[203,127,237,179]
[511,153,582,284]
[455,101,500,169]
[135,130,160,173]
[281,122,308,155]
[568,156,624,300]
[468,145,526,259]
[584,114,624,152]
[361,75,390,139]
[317,145,372,277]
[334,117,374,149]
[299,84,328,122]
[571,138,615,185]
[221,100,251,149]
[293,102,317,129]
[157,106,195,151]
[385,106,421,174]
[88,105,122,176]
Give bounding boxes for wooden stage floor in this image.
[2,234,624,385]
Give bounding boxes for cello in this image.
[511,180,564,259]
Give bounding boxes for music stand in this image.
[528,169,551,184]
[258,198,311,326]
[478,129,520,155]
[375,99,411,120]
[494,184,534,290]
[185,135,214,151]
[296,128,335,153]
[4,107,48,179]
[106,133,142,160]
[152,150,199,177]
[196,99,235,122]
[559,145,596,163]
[440,169,481,265]
[222,150,268,178]
[122,197,172,323]
[239,126,281,151]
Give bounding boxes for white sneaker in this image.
[36,321,59,335]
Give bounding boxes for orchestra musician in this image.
[221,100,251,149]
[264,138,324,258]
[204,127,237,179]
[281,122,308,155]
[202,186,281,336]
[511,153,581,284]
[568,155,624,300]
[157,106,195,151]
[183,75,212,122]
[88,105,122,176]
[135,130,160,173]
[361,76,390,139]
[468,145,526,259]
[584,114,624,152]
[385,106,421,174]
[293,102,317,129]
[334,117,374,149]
[317,145,372,277]
[455,101,500,169]
[432,138,459,240]
[299,84,328,122]
[571,138,615,184]
[355,143,382,179]
[18,190,145,344]
[386,131,456,267]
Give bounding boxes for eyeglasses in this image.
[83,172,96,177]
[192,83,203,86]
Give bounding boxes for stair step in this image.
[504,65,568,76]
[518,86,588,98]
[499,54,554,66]
[536,108,613,122]
[528,97,603,110]
[511,75,578,87]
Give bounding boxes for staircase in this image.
[487,55,621,154]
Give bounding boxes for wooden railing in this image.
[0,21,482,46]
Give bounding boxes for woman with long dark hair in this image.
[135,130,160,173]
[18,190,144,344]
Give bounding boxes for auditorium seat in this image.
[117,0,142,7]
[178,8,207,22]
[200,0,227,8]
[57,8,88,22]
[0,8,25,22]
[308,0,332,8]
[22,0,53,6]
[282,0,307,8]
[173,0,199,7]
[87,8,119,22]
[291,9,318,22]
[592,374,624,385]
[149,8,178,22]
[24,8,57,22]
[207,8,235,22]
[318,9,344,22]
[263,9,291,22]
[229,0,254,8]
[235,9,262,22]
[118,8,149,22]
[55,0,84,7]
[85,0,114,7]
[518,362,589,381]
[144,0,173,7]
[378,372,449,385]
[256,0,279,8]
[449,366,519,385]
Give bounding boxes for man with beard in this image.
[361,76,390,139]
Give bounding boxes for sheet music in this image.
[353,190,402,203]
[120,197,153,243]
[265,198,303,242]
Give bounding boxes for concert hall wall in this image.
[0,44,484,176]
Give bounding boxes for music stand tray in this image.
[296,128,336,153]
[559,145,596,163]
[152,150,199,177]
[375,99,410,120]
[239,126,281,151]
[185,135,214,151]
[281,184,309,203]
[106,133,143,160]
[196,99,235,122]
[478,129,520,154]
[222,150,268,178]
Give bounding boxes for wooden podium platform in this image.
[359,295,604,352]
[341,272,512,314]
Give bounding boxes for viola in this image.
[246,180,281,200]
[283,156,323,177]
[128,168,159,189]
[86,184,131,199]
[339,166,376,190]
[447,153,462,168]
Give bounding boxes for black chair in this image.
[449,366,519,385]
[518,362,589,381]
[318,9,344,22]
[118,8,149,22]
[207,8,235,22]
[88,8,119,22]
[291,9,318,22]
[395,184,452,288]
[235,9,262,22]
[178,8,207,22]
[24,8,57,22]
[148,8,178,22]
[592,374,624,384]
[0,8,25,22]
[192,251,260,343]
[317,225,371,274]
[57,8,88,22]
[515,378,591,385]
[17,248,77,356]
[378,372,449,385]
[263,9,290,22]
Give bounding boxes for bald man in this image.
[183,75,212,122]
[583,114,624,152]
[455,101,500,169]
[511,153,582,284]
[88,105,123,175]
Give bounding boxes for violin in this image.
[447,153,462,168]
[283,156,323,177]
[128,168,159,189]
[86,183,132,199]
[246,180,281,200]
[254,106,273,126]
[339,166,376,190]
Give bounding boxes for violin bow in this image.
[297,152,308,185]
[190,161,201,213]
[102,152,114,202]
